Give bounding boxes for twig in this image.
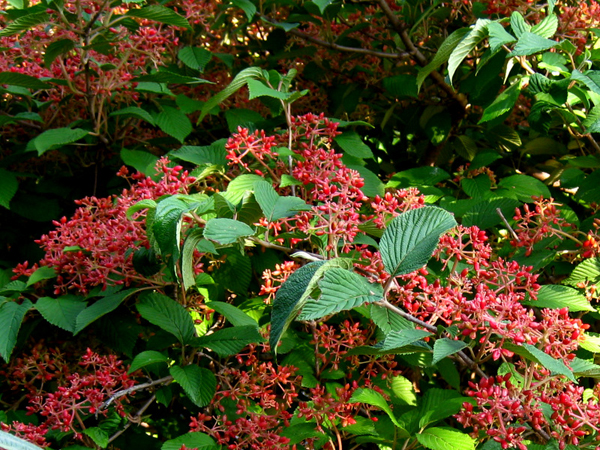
[101,375,173,410]
[496,208,519,241]
[107,394,157,444]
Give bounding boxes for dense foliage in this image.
[2,0,600,449]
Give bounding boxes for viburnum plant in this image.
[1,107,600,450]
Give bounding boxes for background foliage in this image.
[3,0,600,449]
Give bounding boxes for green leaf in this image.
[128,350,168,374]
[121,149,159,175]
[207,301,256,327]
[391,375,417,406]
[134,70,209,85]
[170,365,216,407]
[110,106,155,126]
[497,174,551,202]
[44,38,75,67]
[162,432,217,450]
[83,427,108,448]
[503,343,575,381]
[0,299,32,362]
[181,229,205,291]
[270,259,352,353]
[416,427,475,450]
[0,169,18,209]
[563,258,600,286]
[487,22,516,52]
[531,13,558,39]
[380,206,457,277]
[419,389,467,428]
[126,199,156,220]
[170,141,228,167]
[0,429,45,450]
[0,12,49,37]
[298,268,382,320]
[26,266,56,287]
[194,325,263,356]
[369,303,415,333]
[334,131,374,159]
[246,78,290,100]
[417,28,470,91]
[525,285,593,312]
[510,11,531,38]
[231,0,256,20]
[125,5,190,29]
[571,69,600,96]
[312,0,333,14]
[461,197,520,229]
[386,167,450,189]
[510,32,560,56]
[350,388,405,431]
[0,72,51,90]
[155,106,192,143]
[479,82,521,123]
[347,165,383,198]
[199,67,263,121]
[32,128,89,155]
[35,296,86,333]
[461,175,491,198]
[136,292,195,345]
[432,338,467,365]
[203,218,254,245]
[374,328,432,352]
[254,180,310,221]
[383,74,418,98]
[448,19,491,85]
[178,46,212,72]
[75,288,137,334]
[223,173,263,204]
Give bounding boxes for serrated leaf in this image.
[386,167,450,189]
[462,197,521,229]
[380,206,457,277]
[83,427,108,448]
[350,388,405,431]
[32,128,89,155]
[203,218,254,245]
[419,389,467,428]
[369,303,415,333]
[170,365,216,407]
[126,199,157,220]
[391,375,417,406]
[137,292,195,345]
[128,351,168,374]
[525,285,593,312]
[298,268,382,320]
[0,429,45,450]
[417,28,470,91]
[383,74,418,98]
[270,259,352,353]
[0,72,51,90]
[155,106,192,143]
[531,13,558,39]
[510,32,560,56]
[194,325,262,356]
[254,180,310,221]
[487,22,516,52]
[181,229,205,291]
[497,174,550,202]
[178,46,212,72]
[162,432,217,450]
[580,333,600,353]
[44,38,75,67]
[207,301,256,327]
[246,78,290,100]
[432,338,467,365]
[374,328,432,352]
[347,165,383,198]
[461,175,491,198]
[0,169,18,209]
[35,296,86,333]
[571,69,600,96]
[0,299,32,362]
[110,106,155,126]
[416,427,475,450]
[223,173,263,204]
[503,342,575,381]
[121,148,159,175]
[199,67,263,121]
[231,0,256,20]
[479,82,521,123]
[75,288,137,334]
[563,258,600,286]
[0,12,49,37]
[26,266,56,287]
[569,357,600,378]
[448,19,491,85]
[170,140,228,167]
[510,11,531,38]
[126,5,190,29]
[334,131,374,159]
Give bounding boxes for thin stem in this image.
[101,375,173,410]
[107,394,157,444]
